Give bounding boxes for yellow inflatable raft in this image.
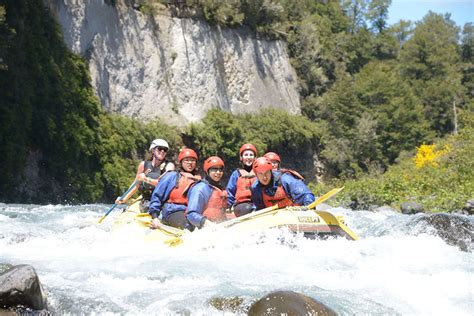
[111,189,358,246]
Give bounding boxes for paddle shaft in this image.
[98,179,139,224]
[162,187,345,246]
[306,187,344,210]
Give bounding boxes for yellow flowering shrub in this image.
[414,144,450,168]
[331,126,473,212]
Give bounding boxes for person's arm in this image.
[186,183,211,228]
[281,174,315,206]
[226,170,238,207]
[250,182,265,210]
[116,161,145,204]
[148,172,176,219]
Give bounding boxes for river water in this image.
[0,203,473,315]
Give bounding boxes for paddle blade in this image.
[97,203,118,224]
[164,237,184,247]
[97,215,107,224]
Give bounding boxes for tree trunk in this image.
[453,99,458,135]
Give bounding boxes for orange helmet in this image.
[178,148,198,162]
[204,156,225,173]
[239,143,257,157]
[264,152,281,163]
[252,157,273,173]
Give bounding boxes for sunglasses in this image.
[154,146,168,152]
[209,167,224,173]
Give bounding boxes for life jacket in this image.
[203,184,228,223]
[235,169,256,204]
[139,160,170,199]
[262,170,304,208]
[167,172,200,205]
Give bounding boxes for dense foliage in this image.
[185,108,323,174]
[0,0,182,203]
[150,0,473,177]
[331,122,474,212]
[0,0,473,211]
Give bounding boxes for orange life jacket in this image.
[167,172,200,205]
[235,169,256,204]
[262,170,304,208]
[203,185,228,223]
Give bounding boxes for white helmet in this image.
[149,139,169,151]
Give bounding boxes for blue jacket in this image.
[226,169,240,207]
[148,171,187,221]
[251,170,315,210]
[186,181,217,228]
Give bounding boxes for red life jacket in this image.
[262,170,304,208]
[203,185,228,223]
[167,172,200,205]
[235,169,256,204]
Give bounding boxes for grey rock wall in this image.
[45,0,300,125]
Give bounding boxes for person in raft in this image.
[186,156,228,229]
[148,148,201,230]
[226,143,258,217]
[115,138,175,212]
[263,151,281,170]
[250,157,315,210]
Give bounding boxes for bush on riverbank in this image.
[326,123,474,212]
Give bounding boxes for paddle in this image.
[221,187,344,229]
[306,187,344,210]
[162,187,346,246]
[135,214,185,237]
[98,179,139,224]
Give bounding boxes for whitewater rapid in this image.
[0,203,473,314]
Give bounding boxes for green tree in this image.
[305,61,431,176]
[460,23,474,104]
[354,61,431,162]
[200,0,244,27]
[400,12,459,80]
[366,0,391,33]
[461,23,474,62]
[400,12,463,136]
[341,0,368,33]
[387,19,414,57]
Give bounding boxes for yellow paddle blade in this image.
[134,213,185,237]
[164,237,184,247]
[97,215,107,224]
[135,213,152,225]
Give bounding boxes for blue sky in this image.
[387,0,474,27]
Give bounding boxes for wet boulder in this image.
[400,201,424,214]
[248,290,336,316]
[374,205,397,213]
[414,213,474,252]
[208,296,246,313]
[463,199,474,215]
[0,263,13,274]
[0,264,47,310]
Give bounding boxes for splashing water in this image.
[0,203,473,314]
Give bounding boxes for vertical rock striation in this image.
[45,0,300,125]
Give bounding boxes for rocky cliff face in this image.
[45,0,300,125]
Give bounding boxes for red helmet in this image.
[239,143,257,157]
[178,148,198,162]
[264,152,281,163]
[252,157,273,173]
[204,156,225,173]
